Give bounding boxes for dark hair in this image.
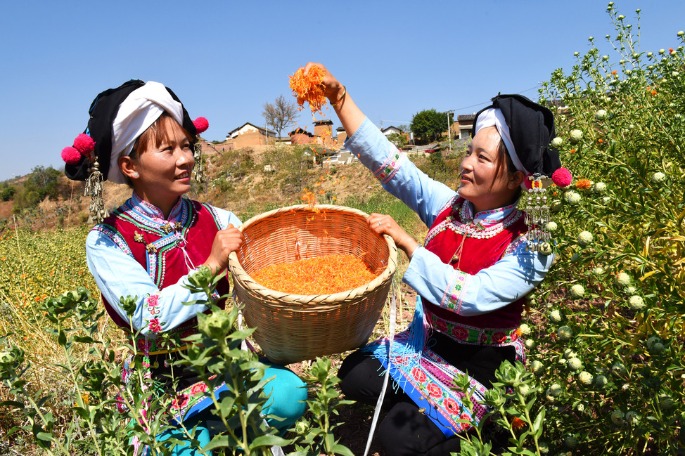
[493,139,522,201]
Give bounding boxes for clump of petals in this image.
[575,178,592,190]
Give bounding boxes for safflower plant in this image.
[523,3,683,454]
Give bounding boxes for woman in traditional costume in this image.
[306,63,572,455]
[62,80,307,455]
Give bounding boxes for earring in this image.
[524,175,552,254]
[131,172,139,178]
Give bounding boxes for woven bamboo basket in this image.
[228,204,397,364]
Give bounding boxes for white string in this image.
[363,284,397,456]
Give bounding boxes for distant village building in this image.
[224,122,276,149]
[456,114,476,139]
[381,126,403,137]
[288,127,315,145]
[336,126,347,144]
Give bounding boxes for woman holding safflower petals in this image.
[299,63,571,455]
[62,80,306,455]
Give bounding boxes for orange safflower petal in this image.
[576,178,592,190]
[252,254,378,295]
[289,65,327,115]
[512,417,526,431]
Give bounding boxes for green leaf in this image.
[330,443,355,456]
[250,435,292,447]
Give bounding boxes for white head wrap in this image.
[108,81,184,183]
[473,107,527,175]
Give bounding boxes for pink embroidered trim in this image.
[373,150,406,184]
[440,272,470,313]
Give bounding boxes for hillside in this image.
[0,142,460,232]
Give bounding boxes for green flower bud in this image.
[649,342,665,354]
[578,371,593,384]
[198,311,232,339]
[570,284,585,298]
[549,309,562,322]
[569,129,583,143]
[568,357,583,371]
[595,109,607,119]
[678,31,684,37]
[565,434,579,449]
[616,272,631,285]
[625,411,639,426]
[565,190,581,204]
[484,388,506,408]
[651,171,666,183]
[557,325,573,340]
[551,137,563,147]
[593,266,605,276]
[593,181,607,193]
[578,231,593,246]
[628,295,645,310]
[611,409,625,425]
[295,419,310,435]
[545,221,558,232]
[531,360,543,373]
[595,374,608,387]
[547,383,562,397]
[659,395,675,411]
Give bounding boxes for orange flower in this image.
[651,89,657,96]
[612,70,618,75]
[576,178,592,190]
[597,138,604,144]
[669,48,675,55]
[570,148,577,154]
[289,65,327,114]
[511,417,526,431]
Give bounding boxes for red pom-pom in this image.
[193,117,209,134]
[61,146,82,165]
[73,133,95,155]
[551,167,573,187]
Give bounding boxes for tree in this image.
[410,109,447,144]
[386,132,408,148]
[262,95,299,139]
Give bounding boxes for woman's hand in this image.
[368,213,418,258]
[303,62,365,136]
[303,62,345,105]
[203,224,244,274]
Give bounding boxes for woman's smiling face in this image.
[121,115,195,216]
[458,126,523,212]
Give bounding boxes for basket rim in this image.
[228,204,398,304]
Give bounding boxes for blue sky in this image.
[0,1,683,181]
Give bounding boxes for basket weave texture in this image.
[228,204,397,364]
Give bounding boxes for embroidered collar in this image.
[119,193,191,236]
[457,198,519,228]
[424,197,523,244]
[130,193,185,222]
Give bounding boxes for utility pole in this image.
[446,110,454,152]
